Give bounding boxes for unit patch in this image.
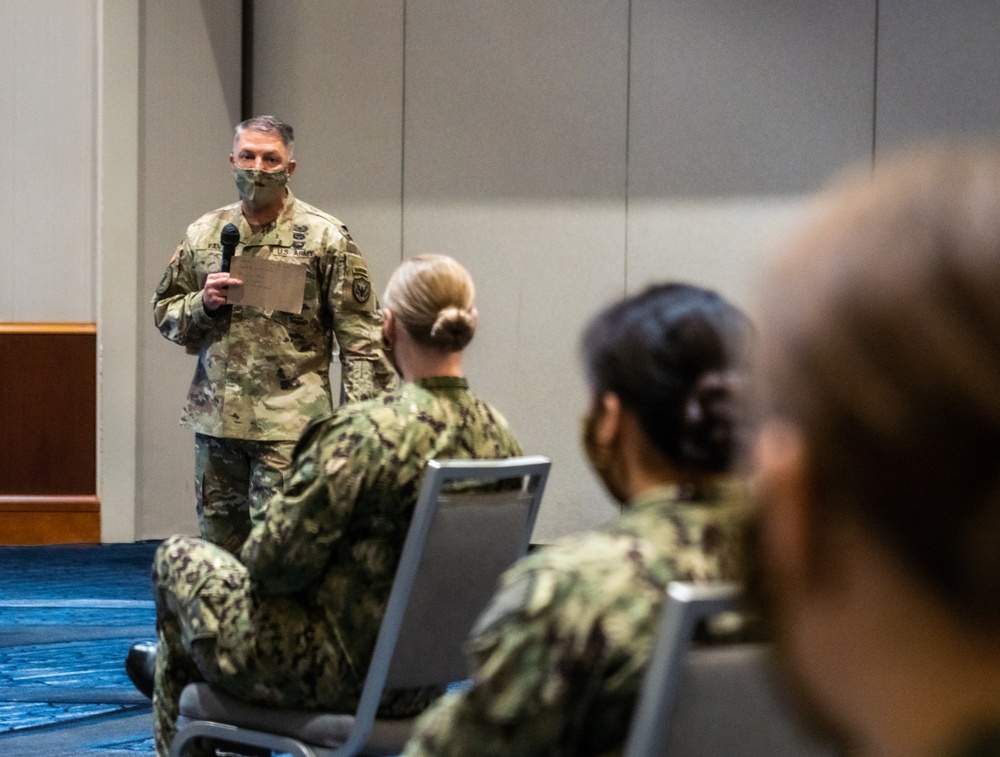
[155,267,174,296]
[352,272,372,304]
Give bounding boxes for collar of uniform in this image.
[626,477,742,513]
[415,376,470,391]
[237,188,297,248]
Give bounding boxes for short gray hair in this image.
[233,115,294,154]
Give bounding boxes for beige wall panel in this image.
[626,199,809,313]
[136,0,242,539]
[876,0,1000,151]
[253,0,405,301]
[1,0,96,322]
[404,2,630,540]
[98,0,141,542]
[628,0,876,316]
[629,0,875,198]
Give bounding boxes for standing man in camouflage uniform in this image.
[402,283,752,757]
[152,115,395,553]
[135,256,522,757]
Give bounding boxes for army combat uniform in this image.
[151,376,521,757]
[401,482,748,757]
[152,190,396,552]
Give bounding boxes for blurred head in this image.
[754,144,1000,749]
[758,144,1000,623]
[382,255,478,376]
[581,283,752,502]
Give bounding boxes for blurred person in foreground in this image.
[403,282,753,757]
[137,254,522,757]
[753,145,1000,757]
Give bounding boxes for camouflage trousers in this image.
[151,535,439,757]
[194,434,297,555]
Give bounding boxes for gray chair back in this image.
[624,582,839,757]
[361,456,550,697]
[386,485,542,687]
[170,455,550,757]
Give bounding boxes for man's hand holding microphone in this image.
[204,223,242,314]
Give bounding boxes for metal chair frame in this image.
[170,455,551,757]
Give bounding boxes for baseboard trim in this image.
[0,496,101,512]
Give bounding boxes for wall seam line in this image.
[400,0,407,264]
[624,0,633,297]
[871,0,879,167]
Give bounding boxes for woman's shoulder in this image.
[292,391,409,452]
[409,381,519,435]
[466,529,669,656]
[507,528,653,596]
[311,383,464,445]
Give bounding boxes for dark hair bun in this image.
[582,282,752,474]
[679,370,744,472]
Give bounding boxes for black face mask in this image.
[581,410,628,504]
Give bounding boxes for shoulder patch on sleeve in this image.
[352,269,372,304]
[155,266,174,296]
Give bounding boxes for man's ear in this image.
[754,419,811,584]
[286,158,297,179]
[594,392,623,447]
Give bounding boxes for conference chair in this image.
[169,455,552,757]
[623,582,838,757]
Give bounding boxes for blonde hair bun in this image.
[383,254,478,352]
[430,306,478,352]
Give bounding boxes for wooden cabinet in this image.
[0,324,99,544]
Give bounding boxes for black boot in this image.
[125,641,157,699]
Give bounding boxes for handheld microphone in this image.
[220,223,240,273]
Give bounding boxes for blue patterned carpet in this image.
[0,542,160,755]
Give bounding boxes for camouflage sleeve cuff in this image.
[190,290,218,328]
[341,355,398,404]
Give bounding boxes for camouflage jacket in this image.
[402,481,748,757]
[152,190,396,441]
[234,376,522,713]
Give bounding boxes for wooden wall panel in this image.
[0,507,100,545]
[0,495,101,544]
[0,324,99,544]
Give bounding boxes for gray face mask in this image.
[233,167,288,207]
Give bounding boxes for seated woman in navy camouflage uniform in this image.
[130,254,522,757]
[402,282,752,757]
